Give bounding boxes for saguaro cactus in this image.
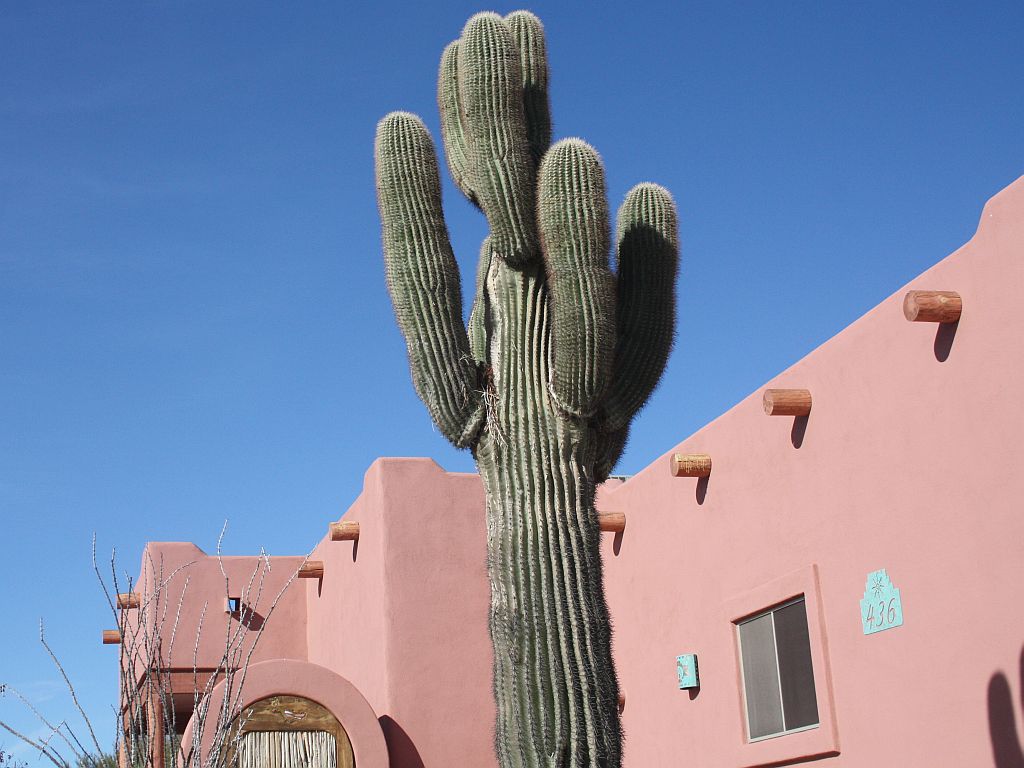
[375,11,678,767]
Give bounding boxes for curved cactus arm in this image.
[457,13,539,266]
[375,111,485,448]
[538,139,617,419]
[437,41,478,206]
[601,183,679,434]
[504,10,552,167]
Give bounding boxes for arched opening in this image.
[183,659,388,768]
[226,694,355,768]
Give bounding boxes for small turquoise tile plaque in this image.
[676,654,699,689]
[860,568,904,635]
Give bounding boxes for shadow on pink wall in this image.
[378,716,425,768]
[989,646,1024,768]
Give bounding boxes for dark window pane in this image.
[774,599,819,731]
[739,613,784,739]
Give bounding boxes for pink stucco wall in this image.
[130,177,1024,767]
[130,542,309,674]
[600,175,1024,766]
[304,458,497,768]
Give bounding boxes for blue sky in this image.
[2,0,1022,760]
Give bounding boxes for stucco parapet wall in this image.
[182,658,388,768]
[128,541,310,675]
[602,174,1024,499]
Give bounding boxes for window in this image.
[737,596,819,742]
[726,565,838,766]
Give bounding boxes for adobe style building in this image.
[112,177,1024,767]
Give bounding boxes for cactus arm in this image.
[440,13,552,210]
[437,41,478,206]
[601,183,679,434]
[504,11,552,167]
[537,139,617,419]
[375,111,485,448]
[457,13,539,266]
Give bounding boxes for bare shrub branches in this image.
[1,526,307,768]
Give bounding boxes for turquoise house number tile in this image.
[676,654,699,689]
[860,568,904,635]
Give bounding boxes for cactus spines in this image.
[376,11,679,767]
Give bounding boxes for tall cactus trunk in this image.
[375,11,679,768]
[476,262,619,766]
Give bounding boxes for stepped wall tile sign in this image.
[860,568,904,635]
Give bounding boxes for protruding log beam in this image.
[116,593,140,610]
[763,389,812,417]
[617,692,625,713]
[329,521,360,542]
[598,511,626,533]
[298,561,325,579]
[903,290,961,323]
[670,453,712,478]
[103,630,122,645]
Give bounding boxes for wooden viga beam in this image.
[298,561,325,579]
[116,593,140,610]
[903,290,961,323]
[329,521,360,542]
[763,389,812,417]
[670,453,712,478]
[598,511,626,533]
[102,630,122,645]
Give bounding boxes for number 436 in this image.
[866,598,897,628]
